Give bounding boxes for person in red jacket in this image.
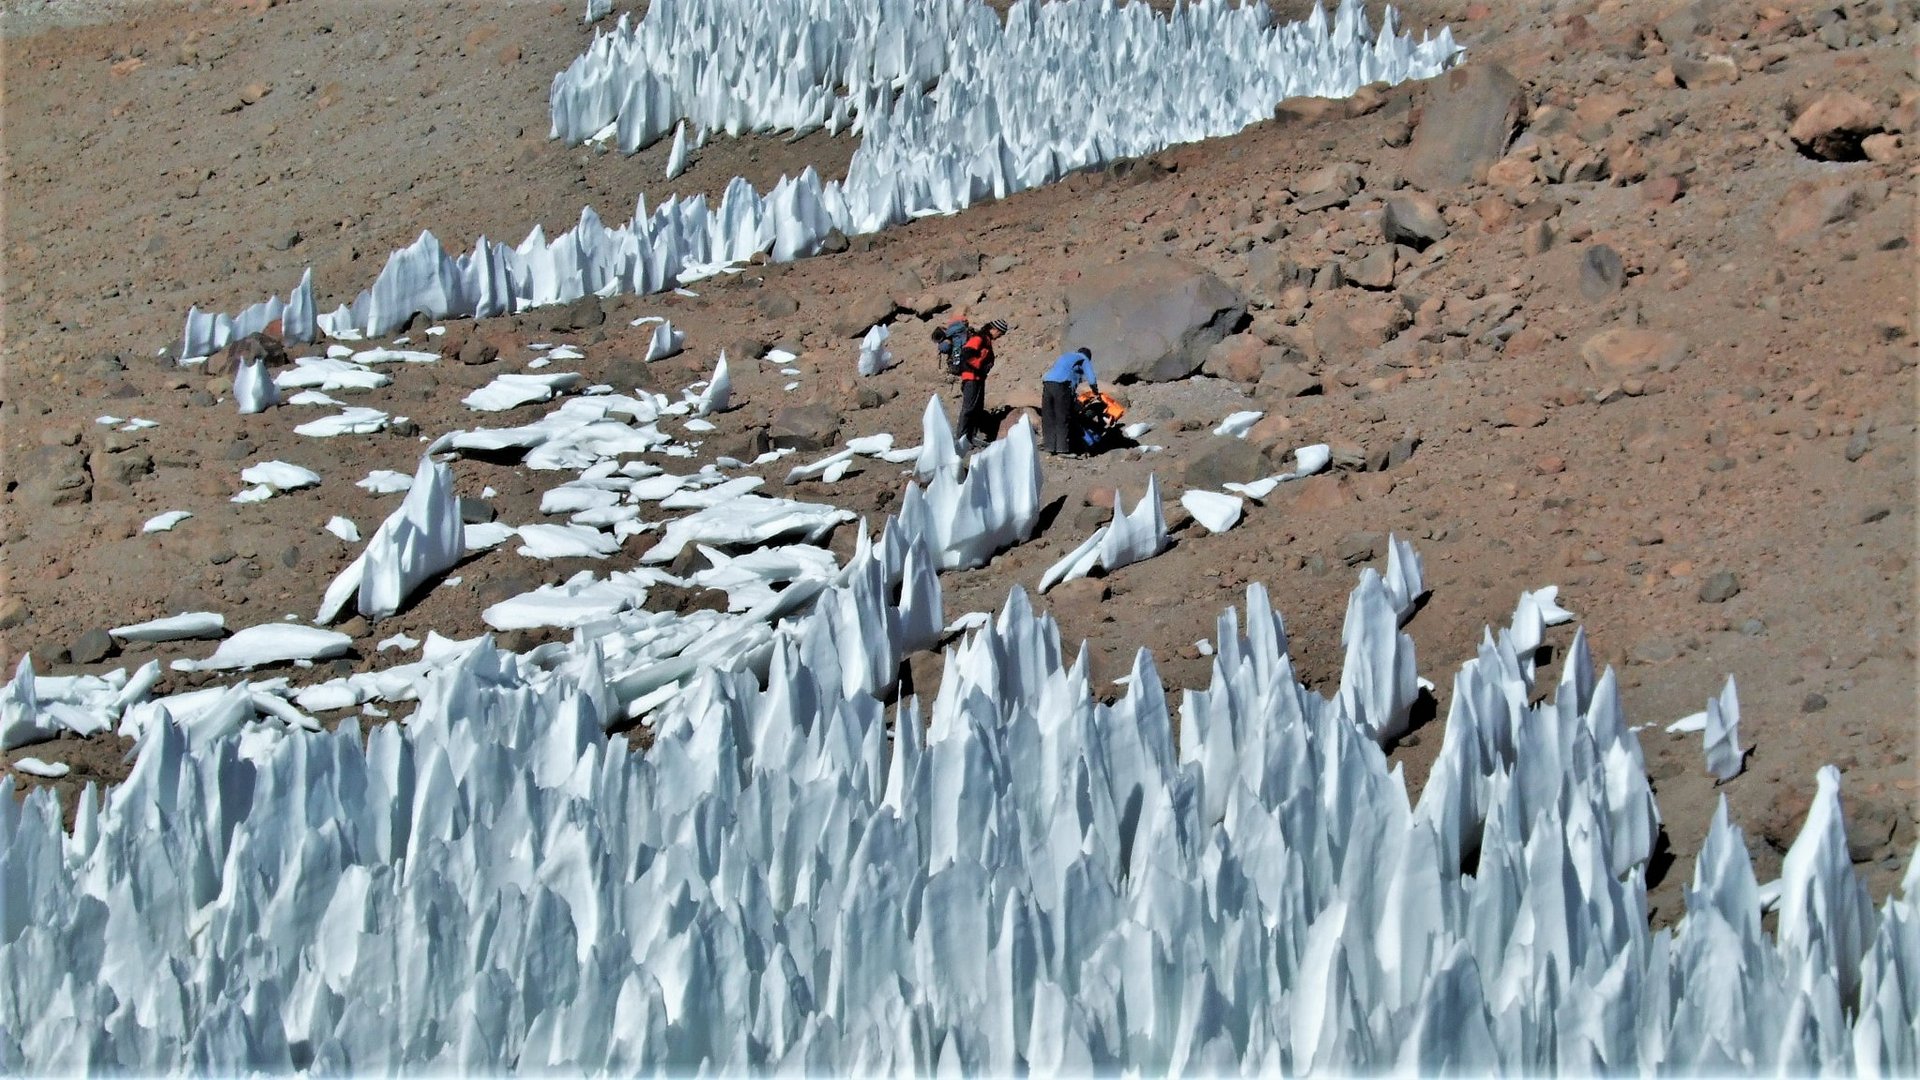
[956,318,1007,450]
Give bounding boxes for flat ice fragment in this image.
[516,523,622,559]
[464,372,583,412]
[231,485,276,504]
[175,623,351,671]
[377,633,420,652]
[109,612,227,643]
[352,347,438,365]
[295,407,390,437]
[357,470,414,494]
[326,516,361,542]
[287,390,343,406]
[142,511,192,533]
[12,757,69,779]
[1180,490,1244,534]
[1214,410,1264,437]
[644,321,686,361]
[121,418,159,431]
[96,415,124,426]
[766,348,798,365]
[240,460,323,491]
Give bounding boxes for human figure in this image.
[1040,346,1097,455]
[956,318,1007,449]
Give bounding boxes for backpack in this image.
[932,319,971,376]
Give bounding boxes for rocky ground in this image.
[2,0,1914,925]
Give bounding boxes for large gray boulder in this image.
[1403,64,1527,191]
[1061,254,1245,383]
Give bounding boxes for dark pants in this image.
[1041,380,1076,453]
[959,377,988,444]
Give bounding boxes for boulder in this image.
[1180,437,1272,489]
[830,294,897,339]
[1381,194,1449,249]
[1258,361,1319,399]
[1579,328,1688,378]
[207,330,288,378]
[1577,244,1626,299]
[933,251,982,284]
[1200,334,1271,383]
[757,289,800,318]
[1788,91,1882,161]
[1061,254,1245,383]
[768,403,843,451]
[16,446,89,507]
[1310,299,1410,361]
[1403,63,1527,191]
[1773,182,1863,241]
[547,295,605,331]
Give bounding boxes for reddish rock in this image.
[1788,91,1883,160]
[1580,328,1688,378]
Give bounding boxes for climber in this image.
[1040,346,1097,455]
[955,318,1007,450]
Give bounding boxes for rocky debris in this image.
[1259,360,1319,399]
[1294,162,1362,212]
[757,289,800,318]
[458,498,497,524]
[1345,246,1397,290]
[1336,530,1383,566]
[1061,254,1245,383]
[1802,692,1829,714]
[1403,63,1526,191]
[206,330,288,378]
[1310,299,1410,359]
[1698,570,1741,604]
[830,294,896,338]
[1788,90,1882,161]
[440,328,501,366]
[17,446,90,506]
[88,447,153,488]
[1200,335,1271,383]
[768,403,843,451]
[1380,194,1448,249]
[1179,437,1272,490]
[0,597,26,631]
[1773,181,1865,241]
[1578,244,1626,299]
[1665,53,1738,89]
[70,628,115,664]
[545,295,605,332]
[1580,328,1687,379]
[932,251,982,284]
[1367,435,1420,472]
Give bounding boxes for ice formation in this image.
[1038,475,1172,593]
[900,417,1044,571]
[1181,489,1244,534]
[181,0,1458,351]
[232,355,278,414]
[858,323,895,376]
[6,541,1914,1071]
[317,456,464,623]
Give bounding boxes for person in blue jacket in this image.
[1040,346,1097,455]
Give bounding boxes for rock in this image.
[818,229,850,255]
[1788,91,1882,161]
[1311,300,1410,360]
[647,582,729,616]
[1802,692,1828,713]
[830,293,897,338]
[1083,486,1117,510]
[1299,162,1362,197]
[769,403,843,451]
[1640,174,1687,206]
[1862,133,1902,163]
[757,289,800,318]
[208,330,288,378]
[1499,403,1548,428]
[1668,53,1738,88]
[997,407,1040,440]
[932,251,982,284]
[1773,182,1863,241]
[1060,253,1245,383]
[1403,63,1526,191]
[713,426,772,461]
[1200,335,1271,383]
[1180,437,1272,489]
[448,332,500,367]
[1579,328,1688,378]
[336,615,370,639]
[1578,244,1626,299]
[1698,570,1741,603]
[1259,361,1320,399]
[1283,473,1354,514]
[458,497,497,524]
[1047,577,1110,619]
[67,628,113,665]
[1336,530,1383,566]
[1521,220,1554,255]
[1346,247,1396,290]
[1380,194,1449,249]
[17,446,89,506]
[548,295,605,331]
[1846,433,1873,462]
[1847,802,1899,864]
[88,448,153,487]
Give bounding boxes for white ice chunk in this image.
[295,406,390,437]
[234,356,279,414]
[142,511,193,534]
[1180,490,1244,534]
[318,456,464,622]
[1702,675,1748,782]
[695,352,732,416]
[240,460,322,491]
[173,623,351,671]
[463,372,583,412]
[12,757,69,779]
[516,523,622,560]
[356,469,415,494]
[325,516,361,543]
[644,320,686,361]
[858,324,895,376]
[1214,410,1264,437]
[109,612,227,643]
[464,522,519,551]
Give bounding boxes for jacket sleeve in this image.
[1082,357,1097,388]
